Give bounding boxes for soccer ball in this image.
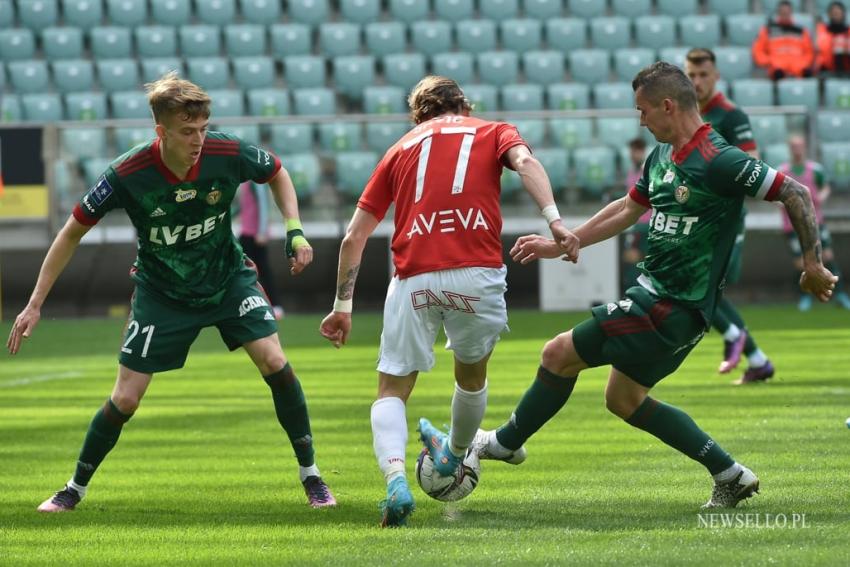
[414,446,481,502]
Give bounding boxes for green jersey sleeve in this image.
[628,145,657,208]
[238,139,282,184]
[705,146,785,201]
[73,167,124,225]
[717,107,757,152]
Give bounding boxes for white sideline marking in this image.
[0,371,83,388]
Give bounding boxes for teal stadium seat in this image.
[477,51,519,87]
[52,60,95,93]
[151,0,191,25]
[65,92,107,120]
[42,27,84,60]
[569,49,610,85]
[240,0,281,24]
[501,19,543,52]
[207,89,245,117]
[8,60,49,94]
[659,46,689,66]
[383,53,427,90]
[289,0,329,26]
[365,22,407,57]
[214,124,260,143]
[545,18,586,52]
[762,143,790,167]
[284,55,326,89]
[816,111,850,143]
[480,0,519,20]
[22,93,63,121]
[61,128,107,161]
[524,0,563,19]
[522,50,565,86]
[340,0,381,25]
[533,147,569,194]
[292,88,336,115]
[509,119,546,147]
[333,55,376,99]
[434,0,473,20]
[569,0,605,18]
[824,79,850,109]
[83,158,114,187]
[285,153,322,199]
[590,17,631,50]
[335,152,379,199]
[793,13,815,36]
[708,0,749,11]
[0,0,13,27]
[141,58,183,82]
[635,16,676,50]
[319,22,361,59]
[500,168,522,199]
[1,95,22,122]
[750,114,788,147]
[456,19,496,53]
[411,21,453,57]
[679,15,721,48]
[271,123,314,153]
[107,0,148,26]
[90,27,132,59]
[713,47,752,81]
[656,0,698,16]
[54,160,75,213]
[388,0,430,24]
[725,15,764,47]
[502,84,544,111]
[95,58,139,92]
[62,0,103,28]
[319,122,362,152]
[731,79,775,107]
[431,52,474,85]
[597,116,641,147]
[187,57,230,90]
[593,82,634,110]
[366,121,409,153]
[0,29,36,60]
[817,0,834,10]
[180,25,221,57]
[233,56,275,89]
[776,78,819,112]
[547,83,590,110]
[364,86,407,114]
[136,26,178,57]
[111,91,151,119]
[820,142,850,190]
[18,0,58,29]
[196,0,235,25]
[462,84,498,112]
[246,88,290,116]
[225,24,266,57]
[573,146,617,195]
[270,24,312,57]
[549,117,593,149]
[612,0,650,18]
[614,48,655,82]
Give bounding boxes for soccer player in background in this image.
[474,62,836,508]
[778,135,850,311]
[685,48,776,385]
[6,73,336,511]
[319,76,578,527]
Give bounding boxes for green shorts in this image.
[119,259,278,374]
[572,286,706,388]
[786,225,832,258]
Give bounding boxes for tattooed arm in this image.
[775,175,838,302]
[320,207,381,347]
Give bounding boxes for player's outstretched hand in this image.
[549,222,580,264]
[511,234,565,264]
[289,243,313,276]
[7,305,40,355]
[799,263,838,302]
[320,311,352,348]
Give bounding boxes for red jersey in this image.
[358,115,527,279]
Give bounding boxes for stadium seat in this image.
[657,0,697,16]
[318,122,362,152]
[333,55,376,99]
[713,47,752,81]
[569,0,605,18]
[365,22,406,57]
[388,0,430,23]
[547,82,590,110]
[196,0,235,25]
[725,15,764,47]
[284,153,322,199]
[0,1,12,28]
[82,157,113,187]
[534,147,569,194]
[207,89,245,117]
[434,0,473,20]
[793,13,815,36]
[456,19,497,53]
[271,123,314,153]
[21,93,63,121]
[213,124,260,143]
[522,50,564,86]
[383,53,427,90]
[524,0,562,19]
[61,128,107,161]
[573,146,617,196]
[270,24,312,58]
[462,84,498,112]
[776,78,819,112]
[335,152,379,199]
[477,51,519,87]
[545,18,586,52]
[658,46,689,66]
[18,0,58,29]
[569,49,610,85]
[239,0,281,24]
[707,0,748,11]
[750,114,788,147]
[590,17,631,50]
[90,27,132,59]
[612,0,650,17]
[233,56,275,89]
[180,25,221,57]
[65,92,107,121]
[62,0,103,28]
[502,84,545,111]
[731,79,775,107]
[53,160,75,213]
[679,15,721,48]
[593,83,634,110]
[8,60,49,94]
[187,57,230,90]
[97,59,140,93]
[411,21,453,57]
[319,22,361,58]
[820,142,850,189]
[635,16,676,50]
[284,55,326,89]
[509,119,546,147]
[292,88,336,115]
[500,168,522,199]
[0,29,36,61]
[614,48,655,82]
[53,60,95,93]
[549,117,592,149]
[340,0,381,24]
[111,91,151,119]
[501,19,543,52]
[151,0,191,25]
[246,88,290,116]
[762,143,790,167]
[107,0,148,26]
[224,24,266,57]
[597,117,641,147]
[816,0,834,10]
[135,26,178,58]
[816,111,850,143]
[366,121,410,153]
[363,86,407,114]
[824,79,850,109]
[1,94,22,122]
[480,0,519,19]
[288,0,329,26]
[431,52,474,85]
[141,58,183,82]
[42,27,84,60]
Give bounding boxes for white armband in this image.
[541,204,561,225]
[333,297,353,313]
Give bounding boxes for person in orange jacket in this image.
[817,1,850,75]
[752,0,815,79]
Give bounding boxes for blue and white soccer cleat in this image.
[380,476,415,528]
[418,417,463,477]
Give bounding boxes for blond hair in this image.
[145,71,211,124]
[407,76,473,124]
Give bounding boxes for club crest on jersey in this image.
[663,170,675,184]
[675,185,690,204]
[175,188,197,203]
[206,189,222,205]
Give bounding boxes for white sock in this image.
[67,478,87,498]
[713,462,743,483]
[371,397,408,484]
[299,464,320,482]
[748,349,768,368]
[723,324,741,343]
[449,381,488,457]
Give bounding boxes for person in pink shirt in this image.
[236,181,284,319]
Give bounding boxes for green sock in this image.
[496,366,577,451]
[264,363,315,467]
[626,397,734,475]
[73,399,133,486]
[710,305,731,334]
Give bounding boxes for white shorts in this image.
[377,266,508,376]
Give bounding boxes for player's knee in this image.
[540,335,572,374]
[110,393,141,415]
[257,353,287,376]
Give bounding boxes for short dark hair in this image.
[628,138,647,151]
[686,47,716,66]
[632,61,698,110]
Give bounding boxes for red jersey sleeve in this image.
[356,154,394,221]
[495,123,529,170]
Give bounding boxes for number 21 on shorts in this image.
[121,320,155,358]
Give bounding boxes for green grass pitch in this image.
[1,307,849,566]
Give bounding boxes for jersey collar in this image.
[151,137,202,184]
[672,123,713,164]
[700,91,726,114]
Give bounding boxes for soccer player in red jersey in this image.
[319,76,579,526]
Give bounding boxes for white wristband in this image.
[541,204,561,225]
[333,297,353,313]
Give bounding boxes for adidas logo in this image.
[264,310,274,321]
[150,207,166,218]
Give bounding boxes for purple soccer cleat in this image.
[719,330,748,374]
[734,360,775,385]
[302,476,337,508]
[37,485,81,513]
